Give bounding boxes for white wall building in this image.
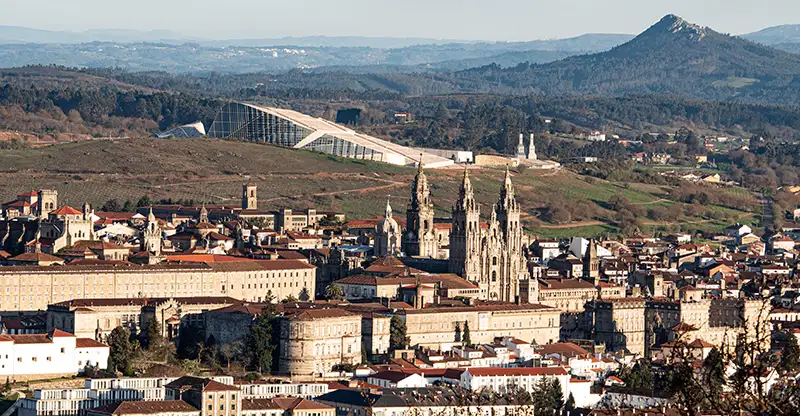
[460,367,570,398]
[0,329,108,381]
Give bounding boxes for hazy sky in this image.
[1,0,799,41]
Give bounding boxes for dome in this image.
[375,199,400,235]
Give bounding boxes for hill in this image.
[454,15,800,105]
[743,24,800,45]
[0,137,759,238]
[0,34,632,75]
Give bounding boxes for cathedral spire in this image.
[417,153,425,173]
[147,207,156,223]
[455,166,477,212]
[498,167,517,211]
[385,198,393,219]
[199,203,209,223]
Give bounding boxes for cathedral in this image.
[391,159,533,303]
[402,161,438,258]
[449,168,532,302]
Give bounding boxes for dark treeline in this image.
[0,82,221,131]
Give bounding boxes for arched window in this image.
[492,271,497,282]
[492,257,498,266]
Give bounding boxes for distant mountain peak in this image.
[649,14,708,41]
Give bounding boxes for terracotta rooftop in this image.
[51,206,83,216]
[165,376,239,392]
[466,366,568,377]
[89,401,198,415]
[52,297,240,309]
[76,338,109,348]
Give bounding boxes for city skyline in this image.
[1,0,799,42]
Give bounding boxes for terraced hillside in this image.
[0,137,759,237]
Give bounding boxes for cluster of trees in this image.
[106,292,286,376]
[0,82,221,134]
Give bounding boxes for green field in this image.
[0,137,759,238]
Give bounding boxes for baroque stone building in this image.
[373,200,401,257]
[402,161,437,258]
[448,168,531,302]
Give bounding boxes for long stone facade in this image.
[0,260,316,311]
[399,302,561,349]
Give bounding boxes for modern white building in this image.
[207,103,454,168]
[19,377,235,416]
[460,367,570,398]
[0,329,108,381]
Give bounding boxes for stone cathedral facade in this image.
[401,161,533,303]
[402,162,438,258]
[448,168,532,302]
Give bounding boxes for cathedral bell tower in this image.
[403,156,436,258]
[449,167,481,281]
[242,184,258,210]
[142,208,163,257]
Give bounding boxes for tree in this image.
[245,308,276,373]
[107,326,134,374]
[325,283,344,300]
[530,377,563,415]
[298,287,311,302]
[564,392,576,411]
[101,199,121,212]
[136,195,152,208]
[454,321,461,343]
[389,316,409,351]
[780,333,800,373]
[549,378,564,412]
[281,295,298,304]
[703,346,725,395]
[462,320,471,346]
[145,318,164,350]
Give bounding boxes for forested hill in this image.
[450,15,800,104]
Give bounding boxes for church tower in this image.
[37,189,58,218]
[449,168,482,281]
[403,157,436,257]
[199,204,209,223]
[374,199,402,257]
[494,168,525,303]
[242,183,258,210]
[516,133,526,159]
[142,208,162,256]
[527,133,537,160]
[584,239,600,285]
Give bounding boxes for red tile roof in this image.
[51,206,82,216]
[466,366,568,377]
[89,400,198,415]
[76,338,109,348]
[49,329,75,338]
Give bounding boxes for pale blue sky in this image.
[1,0,798,41]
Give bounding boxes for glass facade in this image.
[208,103,388,163]
[207,102,312,147]
[300,134,385,162]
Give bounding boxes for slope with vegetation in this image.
[0,137,759,238]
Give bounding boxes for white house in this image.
[725,224,752,239]
[587,131,606,142]
[95,223,139,239]
[367,371,428,388]
[460,367,569,398]
[0,329,109,380]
